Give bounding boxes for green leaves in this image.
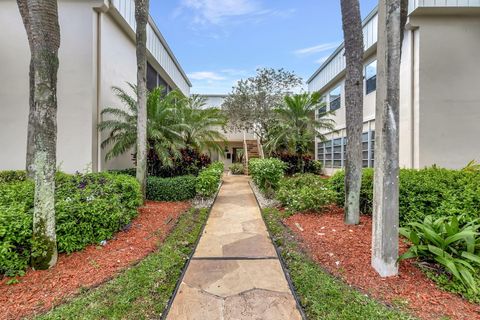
[400,214,480,292]
[248,158,286,197]
[195,162,224,198]
[146,176,196,201]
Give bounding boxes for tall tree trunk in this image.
[17,0,61,269]
[135,0,149,202]
[372,0,403,277]
[340,0,364,225]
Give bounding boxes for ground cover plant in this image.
[0,171,141,277]
[36,207,209,320]
[262,207,414,320]
[229,163,244,175]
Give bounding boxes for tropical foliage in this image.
[98,84,227,168]
[265,92,335,172]
[399,215,480,291]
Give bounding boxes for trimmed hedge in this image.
[146,175,197,201]
[0,171,141,277]
[249,158,286,196]
[196,162,224,198]
[330,168,480,225]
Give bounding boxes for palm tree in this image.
[98,84,184,166]
[179,95,228,154]
[265,92,335,172]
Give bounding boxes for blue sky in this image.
[150,0,378,94]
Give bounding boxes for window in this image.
[317,142,325,165]
[362,132,369,168]
[324,140,333,168]
[329,85,341,111]
[333,138,343,167]
[365,60,377,94]
[317,95,327,117]
[147,63,172,94]
[370,130,375,167]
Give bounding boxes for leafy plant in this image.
[312,160,323,175]
[462,160,480,173]
[146,175,197,201]
[0,171,141,276]
[399,215,480,291]
[248,158,286,197]
[277,174,335,213]
[229,163,244,175]
[195,162,224,198]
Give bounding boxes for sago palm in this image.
[98,84,184,165]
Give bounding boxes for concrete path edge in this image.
[248,180,308,320]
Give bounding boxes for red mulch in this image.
[284,205,480,320]
[0,201,190,320]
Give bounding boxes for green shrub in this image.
[277,174,336,213]
[196,162,224,198]
[329,167,478,225]
[311,160,324,175]
[399,215,480,292]
[0,170,28,183]
[146,175,197,201]
[109,168,136,177]
[229,163,244,175]
[0,172,141,276]
[249,158,286,197]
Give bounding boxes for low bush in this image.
[195,162,224,198]
[0,172,141,277]
[277,174,336,213]
[146,175,197,201]
[147,148,211,178]
[109,168,136,177]
[329,167,479,225]
[273,152,315,175]
[311,160,323,175]
[0,170,28,183]
[229,163,244,175]
[249,158,286,197]
[400,215,480,292]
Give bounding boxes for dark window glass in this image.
[147,63,158,92]
[329,86,341,111]
[365,60,377,94]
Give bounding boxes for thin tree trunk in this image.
[372,0,403,277]
[135,0,149,203]
[340,0,364,225]
[17,0,60,269]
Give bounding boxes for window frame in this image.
[365,60,377,95]
[329,85,342,111]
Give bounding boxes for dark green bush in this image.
[146,175,197,201]
[277,174,335,213]
[0,170,28,183]
[329,168,479,225]
[109,168,136,177]
[249,158,286,197]
[196,162,224,198]
[0,172,141,276]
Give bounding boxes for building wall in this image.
[0,1,97,173]
[414,15,480,169]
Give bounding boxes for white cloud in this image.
[179,0,261,24]
[294,42,340,56]
[187,71,226,81]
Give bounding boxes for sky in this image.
[150,0,378,94]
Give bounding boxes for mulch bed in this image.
[0,201,190,320]
[284,205,480,320]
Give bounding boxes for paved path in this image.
[166,175,303,320]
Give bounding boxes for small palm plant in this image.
[399,215,480,291]
[98,84,184,165]
[265,92,335,172]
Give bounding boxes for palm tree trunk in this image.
[17,0,60,270]
[372,0,404,277]
[340,0,364,225]
[135,0,149,203]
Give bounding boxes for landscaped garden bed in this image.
[0,200,190,320]
[284,207,480,320]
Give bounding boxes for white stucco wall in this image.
[0,1,97,173]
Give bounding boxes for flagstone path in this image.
[166,175,303,320]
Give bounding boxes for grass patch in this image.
[37,208,209,320]
[262,208,416,320]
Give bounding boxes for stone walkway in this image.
[166,175,303,320]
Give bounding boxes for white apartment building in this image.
[309,2,480,175]
[0,0,191,173]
